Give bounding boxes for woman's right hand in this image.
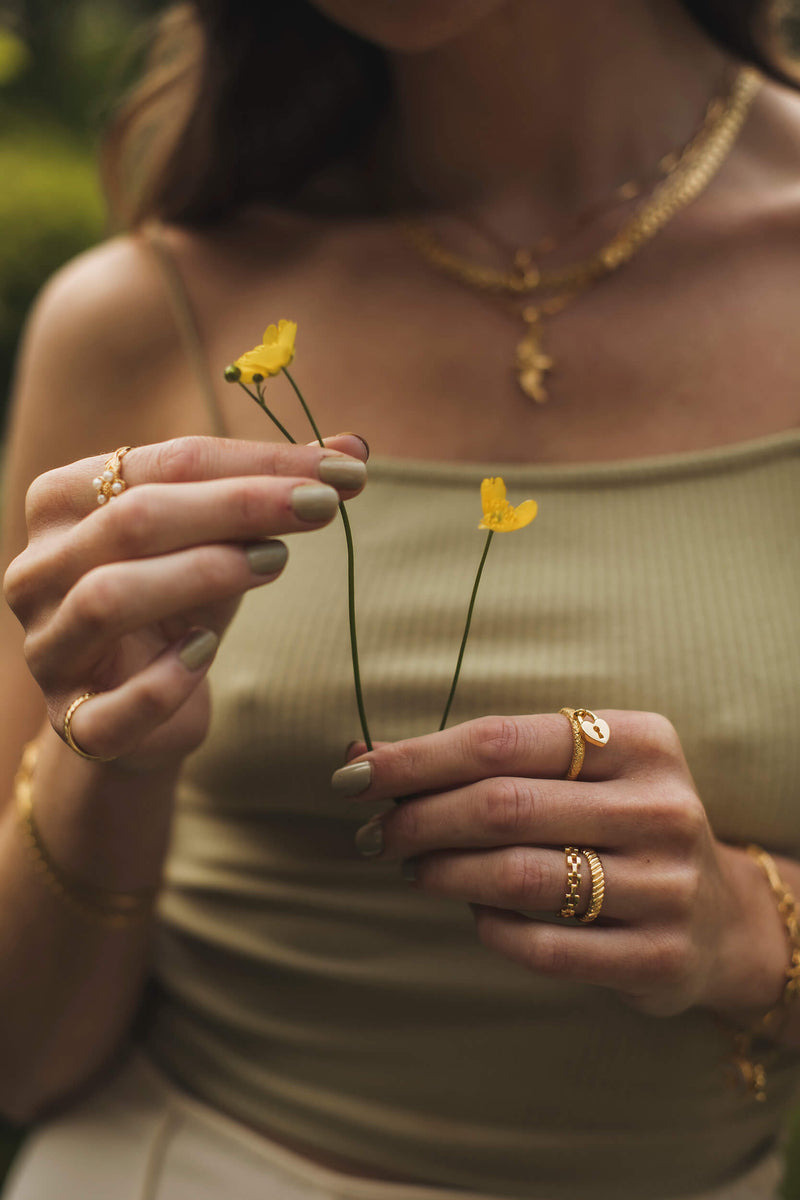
[3,434,367,771]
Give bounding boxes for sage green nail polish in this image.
[245,540,288,575]
[355,817,384,858]
[318,457,367,490]
[179,629,219,671]
[331,760,372,796]
[291,483,339,522]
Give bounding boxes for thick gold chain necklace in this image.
[404,67,760,403]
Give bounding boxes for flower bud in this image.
[224,364,241,383]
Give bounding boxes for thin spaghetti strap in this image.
[139,220,230,439]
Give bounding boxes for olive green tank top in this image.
[139,226,800,1199]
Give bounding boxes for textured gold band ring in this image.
[578,848,606,923]
[558,847,583,918]
[92,446,133,507]
[63,693,116,763]
[559,707,611,780]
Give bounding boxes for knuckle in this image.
[67,567,120,635]
[105,489,157,556]
[482,777,536,840]
[526,929,570,977]
[469,716,523,773]
[640,932,691,988]
[193,549,239,596]
[154,435,215,483]
[133,676,173,724]
[24,468,66,527]
[231,479,269,529]
[502,848,550,909]
[664,864,703,919]
[627,711,683,764]
[3,552,32,616]
[644,789,707,846]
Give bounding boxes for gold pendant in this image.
[516,319,553,403]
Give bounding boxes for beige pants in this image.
[2,1052,784,1200]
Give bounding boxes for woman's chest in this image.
[182,455,800,854]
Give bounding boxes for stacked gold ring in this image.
[557,845,606,923]
[558,848,583,918]
[578,848,606,923]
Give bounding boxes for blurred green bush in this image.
[0,122,105,400]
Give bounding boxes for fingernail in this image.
[402,858,417,882]
[318,457,367,490]
[331,760,372,796]
[290,483,339,522]
[179,628,219,671]
[245,540,288,575]
[336,432,370,461]
[355,816,384,857]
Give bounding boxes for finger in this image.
[54,627,220,762]
[375,777,631,854]
[26,540,288,685]
[17,470,341,609]
[403,845,687,923]
[26,434,367,527]
[472,905,683,996]
[332,713,626,803]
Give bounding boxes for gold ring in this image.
[63,693,116,762]
[578,848,606,923]
[559,707,611,780]
[92,446,134,506]
[558,846,582,918]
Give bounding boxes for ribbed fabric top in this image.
[144,429,800,1200]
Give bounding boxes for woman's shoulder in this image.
[21,231,182,382]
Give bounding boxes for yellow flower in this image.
[225,319,297,383]
[478,477,538,532]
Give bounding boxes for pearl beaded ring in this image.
[92,447,133,506]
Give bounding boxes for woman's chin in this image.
[309,0,511,52]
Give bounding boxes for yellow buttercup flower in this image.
[225,319,297,383]
[478,477,538,532]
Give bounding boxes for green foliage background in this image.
[1,1,800,1195]
[0,0,160,415]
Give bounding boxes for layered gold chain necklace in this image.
[403,67,761,403]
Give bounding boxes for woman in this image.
[0,1,798,1197]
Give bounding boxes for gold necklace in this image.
[404,67,761,403]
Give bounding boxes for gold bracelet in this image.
[730,844,800,1102]
[14,740,159,929]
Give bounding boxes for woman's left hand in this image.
[335,711,787,1019]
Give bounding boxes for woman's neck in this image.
[387,0,730,240]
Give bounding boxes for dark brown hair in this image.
[102,0,790,229]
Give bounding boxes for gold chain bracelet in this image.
[14,740,159,929]
[730,844,800,1102]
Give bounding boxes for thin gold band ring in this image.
[63,693,116,763]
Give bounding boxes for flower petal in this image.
[480,477,507,516]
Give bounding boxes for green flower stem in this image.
[281,367,373,751]
[439,530,494,732]
[283,367,324,445]
[239,382,296,443]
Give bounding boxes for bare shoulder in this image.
[15,232,182,417]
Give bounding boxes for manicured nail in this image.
[331,760,372,796]
[179,629,219,671]
[318,457,367,490]
[336,432,370,460]
[245,540,288,575]
[355,816,384,857]
[290,483,339,522]
[402,858,417,882]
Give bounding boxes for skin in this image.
[0,0,798,1178]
